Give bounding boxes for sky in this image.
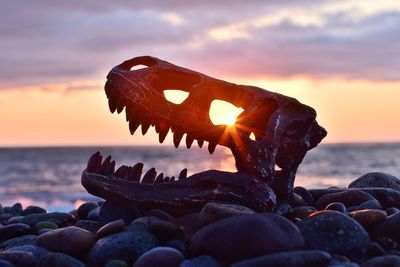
[1,0,399,146]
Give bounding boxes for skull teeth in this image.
[86,152,190,184]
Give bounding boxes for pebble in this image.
[149,218,184,242]
[294,186,315,205]
[37,252,86,267]
[349,172,400,191]
[386,207,399,215]
[124,222,149,233]
[35,220,58,231]
[297,210,370,260]
[96,219,125,239]
[77,202,99,220]
[0,214,13,224]
[325,202,346,213]
[21,212,74,227]
[74,219,101,233]
[87,230,159,267]
[7,245,49,262]
[0,260,13,267]
[87,207,100,221]
[164,239,186,254]
[22,206,46,216]
[0,251,36,267]
[37,226,96,255]
[348,209,387,226]
[180,255,221,267]
[361,255,400,267]
[230,250,332,267]
[369,211,400,247]
[6,203,23,216]
[0,223,31,242]
[98,201,140,225]
[7,216,24,224]
[350,199,382,211]
[290,206,316,220]
[2,235,37,249]
[104,259,129,267]
[133,247,184,267]
[145,209,173,222]
[172,213,201,240]
[188,213,304,265]
[365,242,385,258]
[198,202,255,226]
[316,189,376,210]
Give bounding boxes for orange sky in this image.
[1,77,399,147]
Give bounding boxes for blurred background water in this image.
[0,143,399,212]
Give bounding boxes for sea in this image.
[0,143,399,212]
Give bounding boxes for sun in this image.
[210,100,244,127]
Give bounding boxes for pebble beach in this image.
[1,171,400,267]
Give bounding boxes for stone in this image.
[366,242,385,258]
[172,213,201,240]
[350,199,382,211]
[180,255,221,267]
[0,251,36,267]
[87,230,159,267]
[104,259,129,267]
[22,206,46,216]
[164,239,185,254]
[6,203,23,216]
[0,214,13,224]
[133,247,184,267]
[0,260,13,267]
[290,206,316,220]
[37,252,86,267]
[0,223,31,242]
[199,202,255,226]
[37,226,96,255]
[77,202,99,220]
[348,209,387,226]
[188,213,304,265]
[7,216,24,224]
[148,218,184,242]
[349,172,400,191]
[369,211,400,247]
[21,212,74,228]
[124,222,149,233]
[230,250,332,267]
[87,207,100,221]
[74,219,101,233]
[325,202,346,213]
[2,235,37,249]
[316,189,376,210]
[293,187,314,205]
[7,245,49,262]
[98,201,140,225]
[145,209,173,222]
[297,211,370,260]
[386,207,399,215]
[96,219,125,239]
[35,221,58,231]
[361,255,400,267]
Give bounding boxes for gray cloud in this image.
[0,0,399,89]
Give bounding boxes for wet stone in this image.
[0,260,13,267]
[37,229,52,235]
[77,202,99,220]
[349,172,400,191]
[0,251,36,267]
[325,202,346,213]
[7,216,24,224]
[2,235,37,249]
[133,247,184,267]
[316,189,376,210]
[199,202,255,226]
[164,239,185,254]
[0,214,13,224]
[5,204,23,217]
[188,213,304,266]
[231,250,332,267]
[98,201,140,225]
[35,221,58,231]
[290,206,316,220]
[297,210,370,260]
[369,211,400,245]
[21,212,74,228]
[37,226,96,255]
[22,206,46,216]
[361,255,400,267]
[7,245,49,262]
[386,207,399,216]
[37,252,86,267]
[145,209,173,222]
[0,223,31,242]
[366,242,385,258]
[172,213,201,240]
[149,218,184,242]
[348,199,382,211]
[96,219,125,239]
[87,230,159,267]
[294,186,314,206]
[124,222,149,233]
[74,219,101,233]
[180,255,221,267]
[87,207,100,221]
[348,209,387,226]
[104,259,129,267]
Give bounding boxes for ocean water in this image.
[0,143,399,212]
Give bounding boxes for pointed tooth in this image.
[158,125,170,143]
[141,122,151,135]
[178,168,187,180]
[116,97,126,114]
[129,163,143,181]
[87,151,102,172]
[129,119,141,135]
[108,89,121,113]
[98,155,112,174]
[197,139,204,148]
[185,135,195,149]
[173,131,184,148]
[104,160,116,176]
[142,168,156,184]
[115,165,129,178]
[125,105,133,122]
[108,98,118,113]
[208,142,217,154]
[163,176,170,183]
[154,173,164,183]
[169,176,175,182]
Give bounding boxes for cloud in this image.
[0,1,399,89]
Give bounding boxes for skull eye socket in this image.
[210,100,244,126]
[130,64,148,71]
[163,90,189,104]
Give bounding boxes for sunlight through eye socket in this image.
[210,100,244,126]
[130,64,148,71]
[163,90,189,104]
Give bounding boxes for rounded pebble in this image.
[37,252,86,267]
[96,219,125,238]
[77,202,99,220]
[87,207,100,221]
[361,255,400,267]
[2,235,37,249]
[199,202,255,226]
[149,218,184,242]
[7,245,49,262]
[35,221,58,231]
[325,202,346,213]
[349,172,400,191]
[104,259,129,267]
[348,209,387,226]
[316,189,376,210]
[98,201,140,225]
[0,260,13,267]
[145,209,173,222]
[386,207,400,216]
[294,187,314,205]
[74,219,101,233]
[297,210,370,260]
[0,251,36,267]
[133,247,184,267]
[0,223,31,242]
[22,206,46,216]
[180,255,221,267]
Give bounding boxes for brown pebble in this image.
[199,202,255,226]
[349,209,387,226]
[96,219,125,239]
